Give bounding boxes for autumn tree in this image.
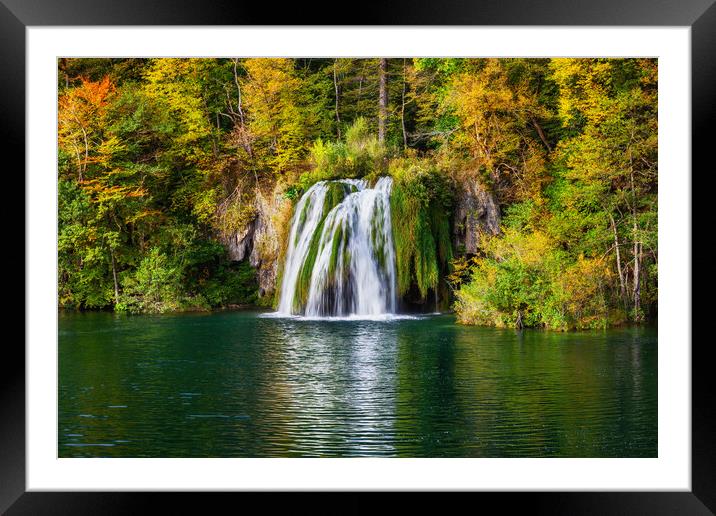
[58,76,115,181]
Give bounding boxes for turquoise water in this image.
[58,310,657,457]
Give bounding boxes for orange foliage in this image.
[58,76,115,179]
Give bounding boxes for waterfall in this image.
[276,177,397,317]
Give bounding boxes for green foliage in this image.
[297,118,386,190]
[116,247,185,313]
[58,179,116,309]
[115,239,259,314]
[58,67,260,313]
[503,200,537,231]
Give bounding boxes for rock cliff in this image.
[452,179,501,254]
[223,184,292,300]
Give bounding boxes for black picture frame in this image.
[4,1,711,513]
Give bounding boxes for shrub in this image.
[116,247,186,313]
[454,228,613,330]
[297,118,386,190]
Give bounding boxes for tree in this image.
[446,59,550,205]
[378,58,388,143]
[240,58,308,174]
[550,58,657,320]
[58,76,114,181]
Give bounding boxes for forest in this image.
[57,57,657,330]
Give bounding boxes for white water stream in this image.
[276,177,397,317]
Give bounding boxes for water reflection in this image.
[59,311,656,457]
[252,318,400,456]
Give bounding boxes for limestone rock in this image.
[453,180,500,254]
[221,184,292,299]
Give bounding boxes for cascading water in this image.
[276,177,397,317]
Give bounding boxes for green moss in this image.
[370,205,387,270]
[389,160,454,302]
[293,217,325,312]
[324,181,352,214]
[294,200,312,246]
[327,222,344,278]
[391,182,437,299]
[430,200,453,267]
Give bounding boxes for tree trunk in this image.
[629,160,643,322]
[212,112,219,157]
[59,58,70,88]
[609,213,626,304]
[110,250,120,305]
[232,59,246,126]
[633,236,642,321]
[72,142,83,182]
[80,125,89,178]
[333,60,341,139]
[401,59,408,149]
[232,58,252,158]
[378,58,387,143]
[531,117,551,152]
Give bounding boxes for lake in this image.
[58,310,657,457]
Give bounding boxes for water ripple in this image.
[58,311,657,458]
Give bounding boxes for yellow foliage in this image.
[445,59,550,205]
[550,58,613,125]
[485,227,553,267]
[143,58,212,147]
[448,60,522,164]
[241,59,306,173]
[553,256,610,329]
[447,255,479,289]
